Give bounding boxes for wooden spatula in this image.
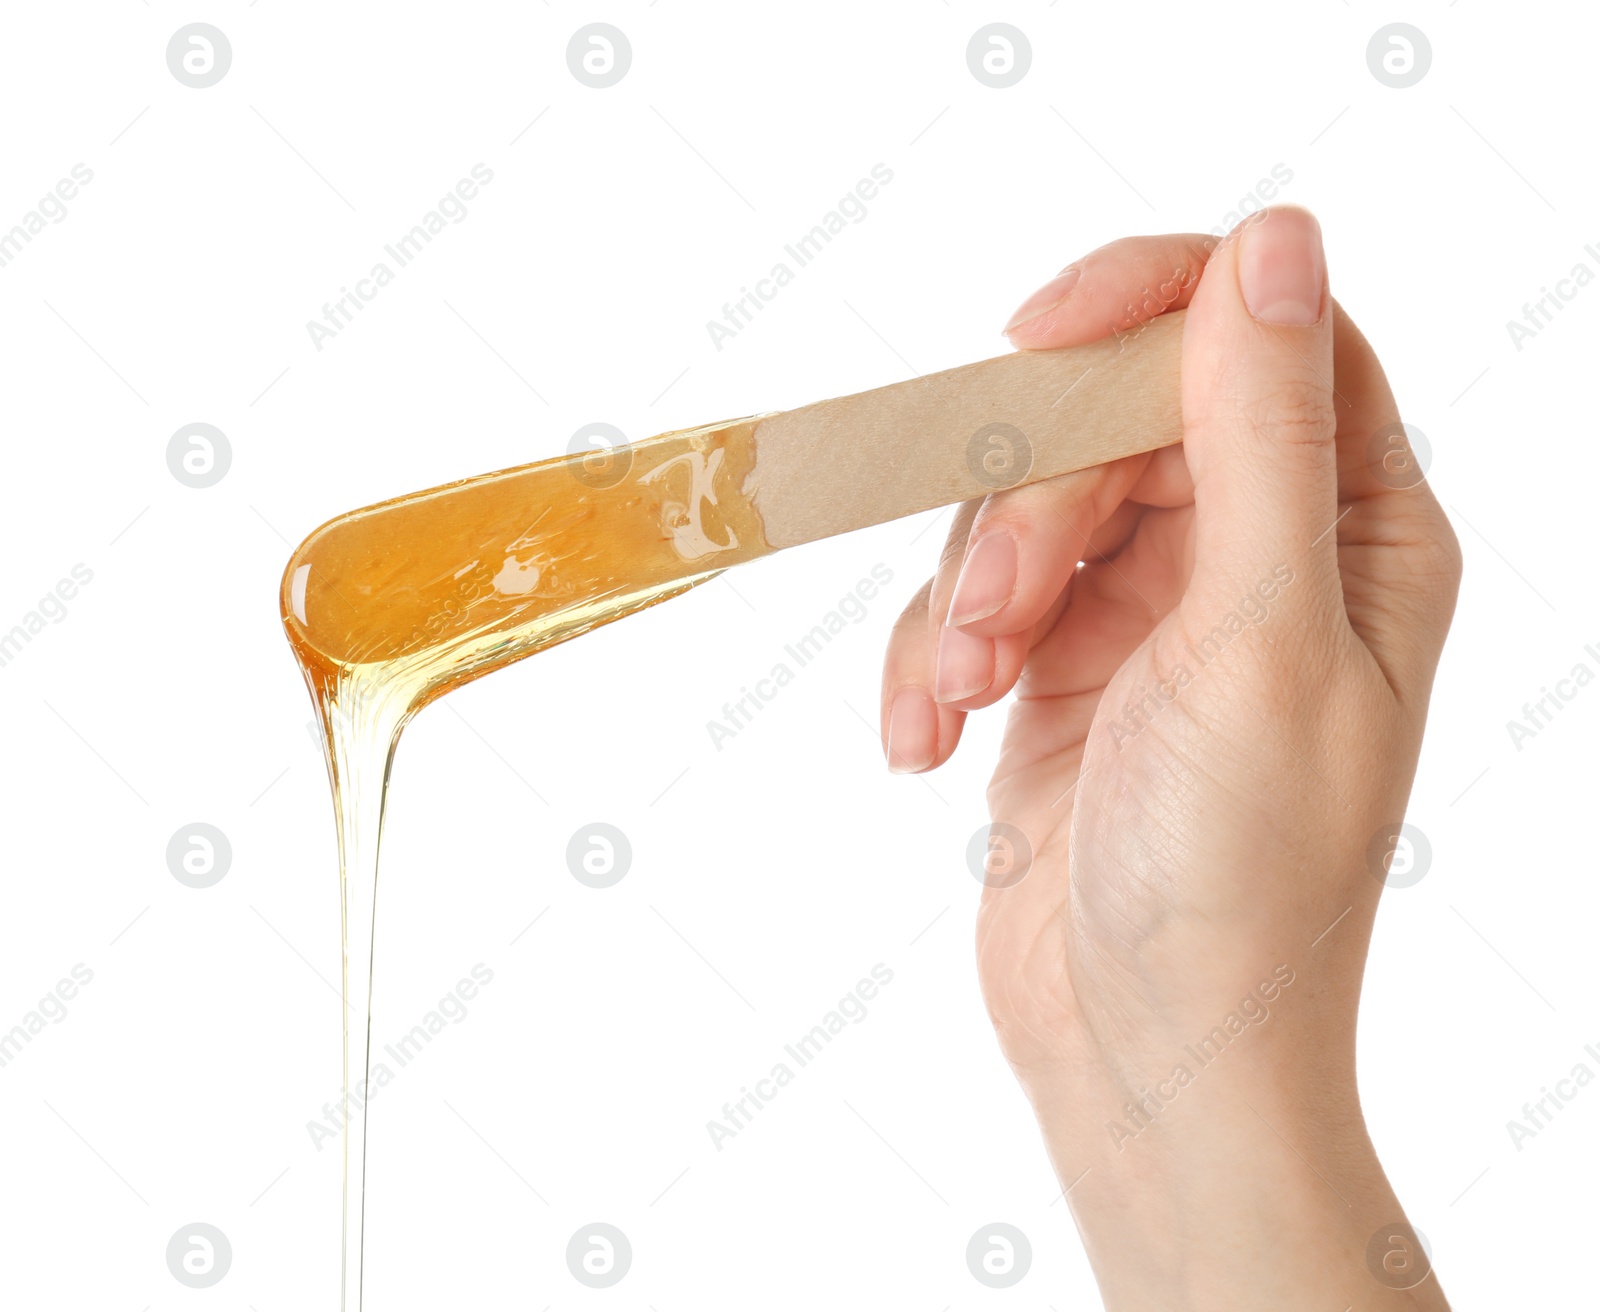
[750,309,1183,547]
[281,311,1183,695]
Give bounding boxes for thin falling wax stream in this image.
[281,418,773,1310]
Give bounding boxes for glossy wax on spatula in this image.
[282,309,1183,708]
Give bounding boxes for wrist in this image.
[1023,1059,1447,1311]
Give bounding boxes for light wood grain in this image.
[747,309,1185,549]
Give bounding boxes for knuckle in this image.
[1421,516,1465,595]
[1397,508,1465,612]
[891,580,934,636]
[1237,373,1336,449]
[1434,510,1465,583]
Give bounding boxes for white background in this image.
[0,2,1594,1307]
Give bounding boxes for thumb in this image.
[1180,206,1341,615]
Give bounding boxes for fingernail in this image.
[885,686,937,774]
[947,532,1018,627]
[934,624,994,703]
[1003,266,1081,334]
[1238,208,1324,326]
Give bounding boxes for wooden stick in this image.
[748,309,1184,548]
[281,312,1185,673]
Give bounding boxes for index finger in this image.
[1003,232,1216,349]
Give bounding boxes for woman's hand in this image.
[880,208,1460,1309]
